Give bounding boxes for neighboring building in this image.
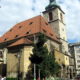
[69,55,75,78]
[69,42,80,75]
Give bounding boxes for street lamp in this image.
[29,53,43,80]
[16,50,22,80]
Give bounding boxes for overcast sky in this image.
[0,0,80,43]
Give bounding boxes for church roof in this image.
[0,15,60,47]
[8,38,32,47]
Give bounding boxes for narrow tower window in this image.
[49,12,53,21]
[60,13,63,23]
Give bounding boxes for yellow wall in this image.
[54,50,69,66]
[23,46,33,78]
[44,40,69,66]
[7,46,33,78]
[7,45,70,78]
[7,53,18,77]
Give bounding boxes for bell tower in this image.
[43,0,68,54]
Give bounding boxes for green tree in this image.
[29,33,61,79]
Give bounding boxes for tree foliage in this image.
[29,33,61,79]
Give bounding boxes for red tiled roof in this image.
[0,15,60,45]
[8,38,32,47]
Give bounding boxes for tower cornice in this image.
[43,7,65,14]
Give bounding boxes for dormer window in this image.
[10,29,12,32]
[43,29,47,33]
[29,22,33,25]
[26,30,31,34]
[45,22,48,25]
[26,32,29,34]
[50,33,53,36]
[4,38,7,41]
[49,12,53,21]
[15,35,19,38]
[19,26,22,28]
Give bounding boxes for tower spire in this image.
[45,0,60,10]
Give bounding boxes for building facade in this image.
[69,43,80,75]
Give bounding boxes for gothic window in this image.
[60,13,63,23]
[49,12,53,21]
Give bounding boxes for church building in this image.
[0,0,75,79]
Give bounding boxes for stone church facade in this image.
[0,0,75,79]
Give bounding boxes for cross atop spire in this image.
[49,0,56,4]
